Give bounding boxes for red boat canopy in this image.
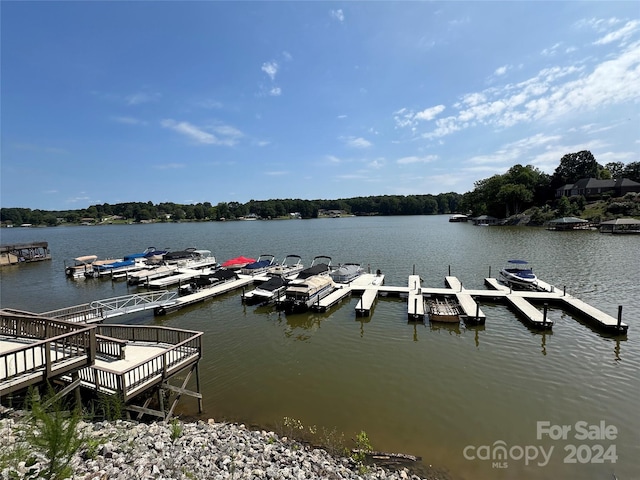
[221,256,256,268]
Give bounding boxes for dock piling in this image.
[543,303,548,326]
[563,286,566,296]
[448,265,451,276]
[475,301,480,321]
[617,306,623,329]
[488,266,491,278]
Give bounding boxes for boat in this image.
[449,214,468,222]
[427,297,461,323]
[267,254,304,277]
[239,254,276,275]
[282,274,337,313]
[293,255,332,280]
[179,269,238,295]
[87,257,140,278]
[127,264,179,285]
[65,255,121,279]
[65,255,99,278]
[221,255,256,269]
[499,259,538,288]
[242,275,289,305]
[330,263,364,284]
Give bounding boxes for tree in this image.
[622,161,640,183]
[551,150,602,189]
[498,183,533,216]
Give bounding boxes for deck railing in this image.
[0,311,96,395]
[40,303,99,323]
[78,325,202,400]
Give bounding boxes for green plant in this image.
[94,393,126,420]
[352,430,373,474]
[24,386,86,480]
[170,418,183,442]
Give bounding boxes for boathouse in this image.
[599,218,640,234]
[0,242,51,266]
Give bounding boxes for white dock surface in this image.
[506,295,552,327]
[407,275,424,320]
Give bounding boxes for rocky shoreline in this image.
[1,417,449,480]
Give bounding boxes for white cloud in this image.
[112,116,147,126]
[393,104,445,128]
[396,155,438,165]
[269,87,282,96]
[344,136,372,148]
[418,40,640,139]
[593,20,639,45]
[494,65,509,76]
[414,105,446,121]
[265,170,288,176]
[125,91,161,105]
[262,61,279,80]
[161,119,243,146]
[330,9,345,22]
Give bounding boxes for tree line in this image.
[0,193,463,225]
[2,151,638,226]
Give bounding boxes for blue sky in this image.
[2,1,639,211]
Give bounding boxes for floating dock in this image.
[12,269,627,336]
[505,295,553,329]
[147,268,213,289]
[407,275,425,321]
[356,289,379,317]
[155,275,255,315]
[313,285,352,312]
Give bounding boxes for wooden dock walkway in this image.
[407,275,425,321]
[505,295,553,329]
[314,285,351,312]
[155,275,255,315]
[455,292,486,325]
[147,268,207,289]
[356,289,379,317]
[561,296,626,333]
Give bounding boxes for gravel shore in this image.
[0,417,449,480]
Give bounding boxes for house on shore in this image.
[556,177,640,199]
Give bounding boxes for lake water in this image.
[1,216,638,480]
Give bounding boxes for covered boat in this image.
[282,275,336,313]
[221,255,256,269]
[294,255,332,280]
[242,275,288,305]
[499,259,537,288]
[239,254,275,275]
[330,263,364,284]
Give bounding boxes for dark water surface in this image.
[1,216,638,480]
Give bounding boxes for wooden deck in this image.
[78,325,202,402]
[1,311,204,418]
[0,311,96,396]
